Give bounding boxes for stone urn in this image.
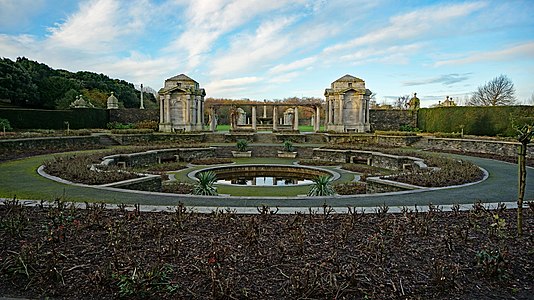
[277,151,297,158]
[277,140,297,158]
[232,150,252,158]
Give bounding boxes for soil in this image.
[1,200,533,299]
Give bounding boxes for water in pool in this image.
[216,176,313,186]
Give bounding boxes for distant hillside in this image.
[0,57,157,109]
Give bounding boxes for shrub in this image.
[146,162,187,172]
[134,120,159,130]
[375,130,417,136]
[307,175,335,196]
[385,155,484,187]
[417,106,534,137]
[162,182,194,194]
[282,140,294,152]
[236,139,249,152]
[399,124,420,132]
[65,129,92,136]
[433,132,462,138]
[298,159,340,166]
[190,158,233,165]
[43,154,139,185]
[107,122,134,130]
[0,118,12,132]
[333,182,367,195]
[111,129,154,134]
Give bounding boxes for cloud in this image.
[46,0,152,52]
[403,73,472,86]
[209,16,299,76]
[269,57,317,74]
[434,42,534,66]
[0,0,45,28]
[166,0,303,68]
[268,71,300,83]
[324,2,486,54]
[205,76,263,96]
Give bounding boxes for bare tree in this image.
[467,74,516,106]
[394,95,410,110]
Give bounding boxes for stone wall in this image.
[365,177,419,194]
[413,137,533,159]
[108,108,158,124]
[105,175,162,192]
[111,133,206,145]
[313,149,427,171]
[0,136,101,153]
[369,109,417,131]
[215,145,314,159]
[103,147,216,167]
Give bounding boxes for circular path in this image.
[1,149,532,211]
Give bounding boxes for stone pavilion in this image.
[324,74,372,132]
[158,74,206,132]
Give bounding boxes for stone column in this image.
[314,105,320,132]
[164,94,171,124]
[329,99,334,124]
[263,105,267,118]
[325,100,330,125]
[338,95,344,125]
[196,96,202,126]
[210,107,216,132]
[160,97,164,123]
[272,106,278,131]
[200,99,205,128]
[183,95,190,124]
[293,106,299,130]
[251,106,257,130]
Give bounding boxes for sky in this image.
[0,0,533,107]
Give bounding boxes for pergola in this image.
[209,102,322,132]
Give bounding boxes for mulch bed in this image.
[1,200,532,299]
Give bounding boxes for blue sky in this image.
[1,0,533,107]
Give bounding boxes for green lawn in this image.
[215,124,324,132]
[0,152,356,200]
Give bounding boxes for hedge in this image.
[417,106,534,137]
[0,108,108,129]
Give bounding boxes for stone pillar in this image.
[293,106,299,130]
[329,99,334,124]
[200,99,205,127]
[263,105,267,118]
[338,95,344,125]
[196,96,202,126]
[164,94,171,124]
[314,105,320,132]
[272,106,278,131]
[160,98,164,123]
[210,107,216,132]
[183,95,190,124]
[252,106,257,130]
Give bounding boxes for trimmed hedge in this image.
[418,106,534,137]
[0,108,108,129]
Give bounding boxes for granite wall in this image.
[369,109,417,131]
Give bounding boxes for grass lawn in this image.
[215,124,324,132]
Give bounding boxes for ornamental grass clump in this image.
[308,175,335,196]
[193,171,218,196]
[282,140,294,152]
[236,139,249,152]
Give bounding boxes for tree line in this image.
[0,57,156,109]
